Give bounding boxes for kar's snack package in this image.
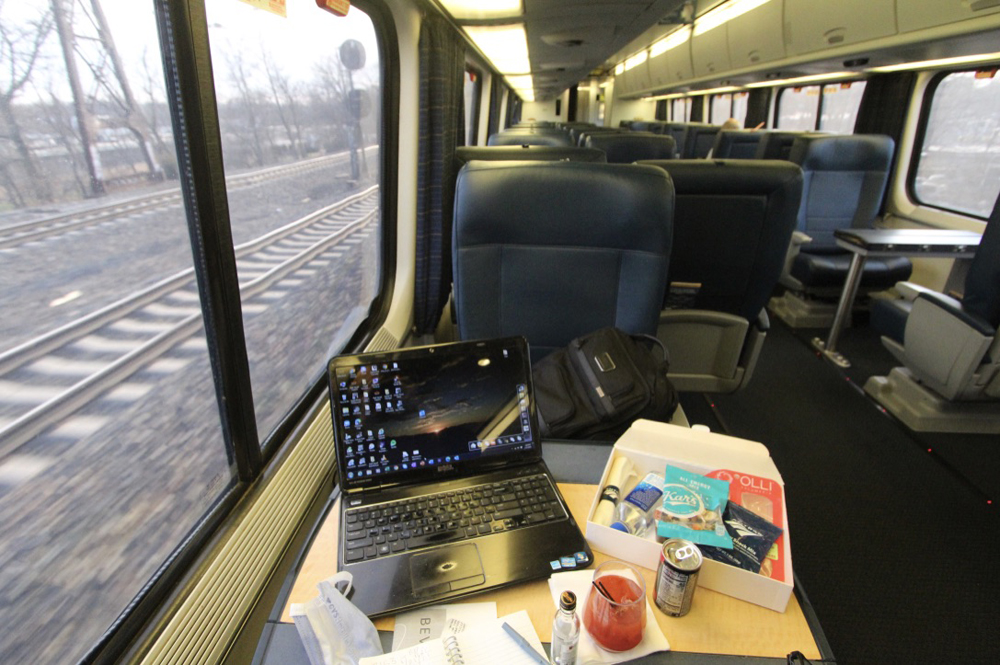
[655,465,732,548]
[700,502,783,574]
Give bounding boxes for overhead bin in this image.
[727,0,786,68]
[691,21,732,77]
[648,27,694,88]
[784,0,896,55]
[897,0,1000,33]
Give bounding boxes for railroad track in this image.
[0,147,375,250]
[0,185,379,458]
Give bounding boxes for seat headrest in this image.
[789,134,895,172]
[584,133,677,163]
[455,146,607,166]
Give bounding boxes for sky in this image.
[3,0,381,106]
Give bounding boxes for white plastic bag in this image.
[291,571,384,665]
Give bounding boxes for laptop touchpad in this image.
[409,544,485,597]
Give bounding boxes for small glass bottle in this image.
[551,590,580,665]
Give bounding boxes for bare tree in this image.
[227,53,266,167]
[262,53,304,160]
[0,1,55,203]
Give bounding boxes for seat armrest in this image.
[791,230,813,246]
[895,281,941,302]
[782,231,814,279]
[916,292,996,337]
[753,308,770,333]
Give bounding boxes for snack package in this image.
[700,502,783,574]
[654,465,732,548]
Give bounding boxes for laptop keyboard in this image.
[343,474,567,562]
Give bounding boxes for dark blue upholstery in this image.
[584,133,676,163]
[455,145,607,168]
[680,124,721,158]
[487,129,575,147]
[638,159,803,321]
[453,161,674,362]
[711,130,763,159]
[754,131,810,160]
[574,126,620,146]
[787,134,912,291]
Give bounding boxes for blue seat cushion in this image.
[790,251,913,289]
[870,297,913,345]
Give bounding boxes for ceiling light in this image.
[438,0,522,20]
[504,74,535,102]
[867,51,1000,73]
[624,51,648,72]
[464,24,530,75]
[744,71,860,88]
[650,27,691,58]
[694,0,774,37]
[615,63,625,75]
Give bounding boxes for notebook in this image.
[359,610,544,665]
[327,336,592,618]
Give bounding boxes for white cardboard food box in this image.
[585,420,794,612]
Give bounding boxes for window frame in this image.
[81,0,399,661]
[775,79,867,132]
[906,68,998,221]
[464,64,483,145]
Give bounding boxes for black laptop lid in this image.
[328,337,540,492]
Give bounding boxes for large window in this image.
[463,68,481,145]
[710,92,749,126]
[0,1,384,662]
[671,97,691,122]
[777,81,866,132]
[912,69,1000,219]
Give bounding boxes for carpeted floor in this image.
[678,320,999,665]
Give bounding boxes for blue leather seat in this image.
[584,133,676,163]
[680,124,721,158]
[452,161,674,362]
[865,195,1000,432]
[710,130,763,159]
[639,159,803,392]
[754,131,811,160]
[487,129,575,147]
[455,145,607,168]
[769,134,910,327]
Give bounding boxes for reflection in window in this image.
[206,2,383,444]
[0,1,231,662]
[777,86,820,130]
[819,81,866,134]
[914,70,1000,219]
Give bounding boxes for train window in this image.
[464,68,480,145]
[710,92,749,125]
[206,2,383,442]
[671,97,691,121]
[0,1,234,662]
[777,85,821,130]
[819,81,866,133]
[912,70,1000,219]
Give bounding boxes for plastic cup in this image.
[583,560,647,652]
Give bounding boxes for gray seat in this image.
[487,129,575,147]
[865,195,1000,433]
[680,123,721,158]
[454,145,607,168]
[710,130,763,159]
[574,126,620,147]
[639,159,803,392]
[584,133,676,164]
[754,131,811,160]
[769,134,910,327]
[452,160,674,363]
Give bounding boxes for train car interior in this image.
[0,1,998,663]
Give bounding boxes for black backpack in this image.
[532,327,678,441]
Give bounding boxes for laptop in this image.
[327,336,593,618]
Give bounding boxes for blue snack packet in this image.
[655,465,733,548]
[701,502,784,574]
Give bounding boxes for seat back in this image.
[584,133,676,163]
[453,161,674,362]
[574,126,620,146]
[487,129,575,147]
[754,131,810,160]
[711,130,763,159]
[639,160,803,320]
[789,134,895,248]
[962,196,1000,329]
[680,123,721,158]
[454,146,607,169]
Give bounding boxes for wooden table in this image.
[282,483,823,660]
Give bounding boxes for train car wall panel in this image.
[784,0,897,55]
[691,23,732,78]
[648,37,694,89]
[727,0,786,68]
[897,0,1000,33]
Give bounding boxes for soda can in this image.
[654,538,702,617]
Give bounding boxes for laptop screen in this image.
[328,337,539,490]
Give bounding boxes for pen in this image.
[502,621,550,665]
